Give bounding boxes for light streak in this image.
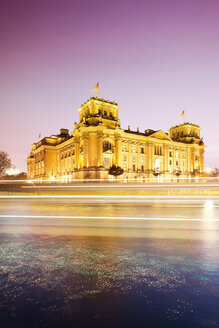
[20,183,219,189]
[1,214,219,222]
[0,195,219,199]
[0,176,218,183]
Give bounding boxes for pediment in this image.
[150,130,171,141]
[103,149,113,155]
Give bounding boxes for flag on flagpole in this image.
[180,110,185,118]
[92,82,99,96]
[38,133,41,139]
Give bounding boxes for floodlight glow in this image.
[6,168,20,175]
[205,167,212,174]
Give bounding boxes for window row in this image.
[122,144,144,153]
[123,164,145,172]
[98,109,114,119]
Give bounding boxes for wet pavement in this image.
[0,197,219,327]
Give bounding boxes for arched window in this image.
[103,140,112,151]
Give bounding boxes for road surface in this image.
[1,188,219,327]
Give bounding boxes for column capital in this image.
[81,133,89,141]
[97,132,104,140]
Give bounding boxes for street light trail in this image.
[1,214,219,221]
[21,183,219,188]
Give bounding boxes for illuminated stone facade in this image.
[27,97,205,181]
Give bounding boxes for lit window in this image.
[123,155,127,161]
[132,156,135,162]
[132,145,136,153]
[123,143,126,152]
[141,157,144,163]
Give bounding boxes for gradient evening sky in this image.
[0,0,219,171]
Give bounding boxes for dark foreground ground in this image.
[0,233,219,328]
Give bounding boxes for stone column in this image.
[186,147,190,174]
[82,133,89,168]
[115,134,121,166]
[128,141,131,172]
[57,150,60,176]
[88,133,98,167]
[97,132,104,167]
[147,142,153,172]
[74,137,80,170]
[172,148,176,173]
[200,148,205,173]
[190,148,195,173]
[163,144,169,174]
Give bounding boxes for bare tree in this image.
[0,151,12,176]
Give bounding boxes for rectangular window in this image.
[132,145,136,153]
[123,144,126,152]
[132,156,135,162]
[123,155,127,161]
[169,160,172,165]
[133,164,136,171]
[176,161,179,166]
[141,165,144,172]
[141,157,144,163]
[169,151,172,157]
[141,147,144,154]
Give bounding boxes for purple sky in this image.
[1,0,219,171]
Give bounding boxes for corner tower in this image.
[169,123,203,145]
[77,97,120,129]
[169,122,205,175]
